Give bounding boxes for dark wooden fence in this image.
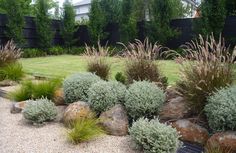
[1,13,236,49]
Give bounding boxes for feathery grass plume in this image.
[120,38,168,88]
[170,34,235,115]
[0,40,22,67]
[67,113,105,144]
[84,41,111,80]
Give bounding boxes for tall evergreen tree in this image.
[200,0,226,36]
[120,0,137,43]
[61,0,76,48]
[148,0,184,44]
[100,0,122,24]
[35,0,53,50]
[4,0,25,46]
[88,0,106,43]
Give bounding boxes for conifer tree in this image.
[35,0,53,50]
[61,0,76,48]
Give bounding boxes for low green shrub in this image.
[115,72,126,84]
[67,116,105,144]
[23,98,57,124]
[48,46,65,55]
[129,118,181,153]
[0,62,24,81]
[67,47,85,55]
[22,48,46,58]
[9,79,61,101]
[124,81,165,120]
[205,86,236,132]
[88,81,126,113]
[63,73,101,103]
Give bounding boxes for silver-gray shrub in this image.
[124,81,165,120]
[23,98,57,124]
[63,72,101,103]
[129,118,181,153]
[205,86,236,132]
[88,81,126,113]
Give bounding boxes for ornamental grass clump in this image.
[88,81,126,113]
[174,34,235,115]
[129,118,181,153]
[9,78,61,101]
[124,81,165,120]
[23,98,57,124]
[205,86,236,132]
[84,42,111,80]
[67,115,105,144]
[0,41,22,67]
[120,38,168,88]
[0,62,24,81]
[63,73,101,103]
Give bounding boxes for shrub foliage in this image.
[63,73,101,103]
[124,81,165,120]
[88,81,126,113]
[129,118,181,153]
[205,86,236,132]
[0,62,24,81]
[23,98,57,124]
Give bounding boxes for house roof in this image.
[74,0,91,6]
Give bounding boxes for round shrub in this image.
[23,99,57,124]
[205,86,236,132]
[124,81,165,120]
[88,81,126,113]
[63,73,101,103]
[129,118,181,153]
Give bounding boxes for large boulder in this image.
[207,132,236,152]
[99,104,129,136]
[63,101,92,124]
[159,97,190,121]
[53,88,65,106]
[171,119,209,145]
[10,101,26,114]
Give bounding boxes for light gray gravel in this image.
[0,98,138,153]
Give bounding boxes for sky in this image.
[57,0,82,6]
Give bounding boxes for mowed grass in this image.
[20,55,181,84]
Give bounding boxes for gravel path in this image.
[0,98,138,153]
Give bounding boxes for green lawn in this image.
[20,55,181,84]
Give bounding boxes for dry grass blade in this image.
[119,38,168,60]
[0,40,22,67]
